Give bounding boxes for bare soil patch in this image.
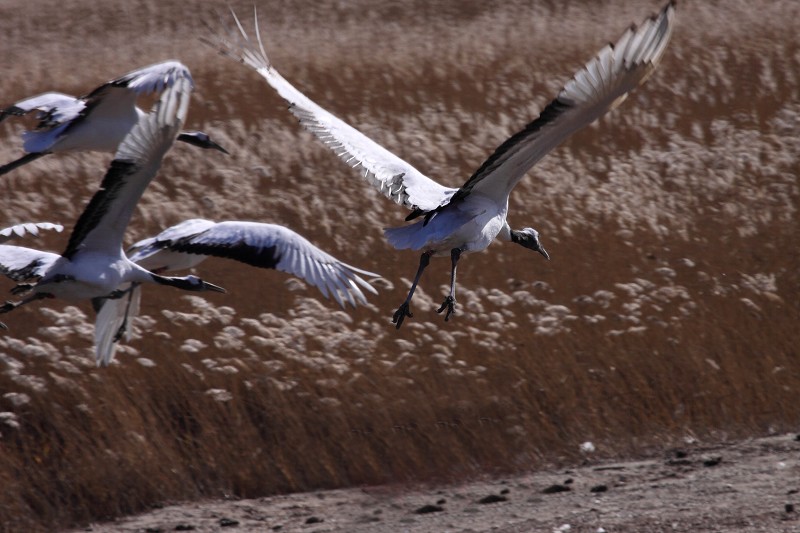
[83,434,800,533]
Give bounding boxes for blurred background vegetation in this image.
[0,0,798,530]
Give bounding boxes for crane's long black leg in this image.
[114,283,141,342]
[0,285,52,330]
[393,250,433,329]
[0,152,48,177]
[437,248,462,321]
[101,283,138,301]
[10,283,35,296]
[0,292,50,314]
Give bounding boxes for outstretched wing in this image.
[141,219,380,308]
[95,217,379,365]
[0,222,64,244]
[81,60,196,102]
[61,72,193,259]
[0,92,85,128]
[0,92,86,155]
[207,8,455,213]
[447,1,675,207]
[72,61,195,138]
[108,61,195,95]
[126,218,217,270]
[0,245,60,282]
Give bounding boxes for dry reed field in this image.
[1,0,799,531]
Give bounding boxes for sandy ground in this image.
[77,434,800,533]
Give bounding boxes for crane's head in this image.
[184,274,227,293]
[153,274,227,293]
[176,131,230,154]
[510,227,549,260]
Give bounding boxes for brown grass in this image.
[0,0,798,530]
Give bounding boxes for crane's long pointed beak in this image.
[204,281,227,293]
[208,140,230,155]
[538,246,550,261]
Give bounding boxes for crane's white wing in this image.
[80,61,196,106]
[0,245,60,282]
[74,60,195,124]
[1,92,87,155]
[126,218,216,270]
[448,1,675,206]
[94,216,378,364]
[1,62,195,156]
[51,61,196,154]
[94,282,141,366]
[61,74,193,259]
[208,9,455,213]
[0,222,64,243]
[105,61,195,96]
[0,92,86,128]
[147,220,380,307]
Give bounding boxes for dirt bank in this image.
[81,434,800,533]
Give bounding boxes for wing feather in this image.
[0,92,85,128]
[94,282,142,366]
[0,222,63,244]
[207,8,455,213]
[141,220,379,307]
[82,61,195,101]
[448,1,676,206]
[0,245,60,282]
[62,75,193,259]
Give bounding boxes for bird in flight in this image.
[209,1,676,328]
[0,70,225,333]
[94,218,380,365]
[0,60,228,177]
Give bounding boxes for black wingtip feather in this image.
[0,106,27,124]
[450,97,572,203]
[0,258,46,283]
[62,159,138,259]
[170,238,282,270]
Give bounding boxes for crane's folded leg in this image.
[10,283,35,295]
[393,250,433,329]
[114,284,141,342]
[0,292,51,314]
[437,247,462,322]
[102,283,138,301]
[0,152,48,177]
